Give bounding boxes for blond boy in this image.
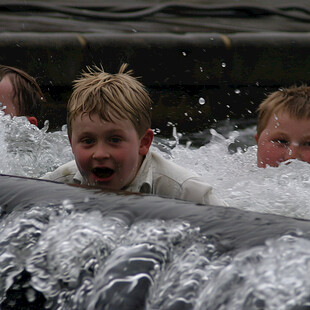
[255,85,310,167]
[42,64,226,206]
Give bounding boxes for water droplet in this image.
[199,67,203,72]
[221,62,226,68]
[256,81,260,86]
[199,97,205,105]
[182,52,187,56]
[62,199,74,212]
[234,89,241,94]
[186,141,192,148]
[26,288,36,302]
[154,128,161,135]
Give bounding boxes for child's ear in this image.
[254,133,259,144]
[139,129,154,156]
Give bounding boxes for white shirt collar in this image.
[73,170,85,184]
[124,151,153,193]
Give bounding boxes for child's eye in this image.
[109,137,122,144]
[273,139,288,145]
[81,138,94,145]
[303,141,310,147]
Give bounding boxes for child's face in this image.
[255,111,310,167]
[0,76,18,116]
[69,113,153,190]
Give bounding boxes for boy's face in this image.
[69,113,153,190]
[255,111,310,167]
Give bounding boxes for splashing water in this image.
[1,113,310,219]
[194,235,310,310]
[168,127,310,220]
[0,112,73,178]
[1,176,310,310]
[1,111,310,309]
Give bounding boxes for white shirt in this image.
[41,150,227,206]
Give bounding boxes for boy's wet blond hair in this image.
[67,63,152,138]
[256,84,310,138]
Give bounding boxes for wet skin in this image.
[69,113,153,190]
[255,111,310,167]
[0,75,18,116]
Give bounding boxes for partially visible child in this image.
[42,64,226,206]
[0,65,46,126]
[255,85,310,168]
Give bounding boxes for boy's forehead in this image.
[0,75,14,95]
[72,111,133,128]
[266,110,309,127]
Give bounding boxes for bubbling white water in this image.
[1,112,309,220]
[2,113,310,309]
[168,128,310,220]
[0,112,73,178]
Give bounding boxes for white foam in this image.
[1,114,309,219]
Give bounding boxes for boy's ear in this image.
[254,133,259,144]
[139,129,154,156]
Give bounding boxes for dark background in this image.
[1,0,310,135]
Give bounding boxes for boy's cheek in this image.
[73,150,90,168]
[300,151,310,164]
[257,143,283,167]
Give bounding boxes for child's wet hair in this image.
[0,64,46,117]
[67,63,152,138]
[256,84,310,137]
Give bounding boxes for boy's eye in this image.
[109,137,122,143]
[273,139,288,145]
[81,138,94,145]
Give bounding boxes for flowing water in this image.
[1,112,310,309]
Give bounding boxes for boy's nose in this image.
[92,146,110,160]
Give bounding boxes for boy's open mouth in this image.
[92,167,114,179]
